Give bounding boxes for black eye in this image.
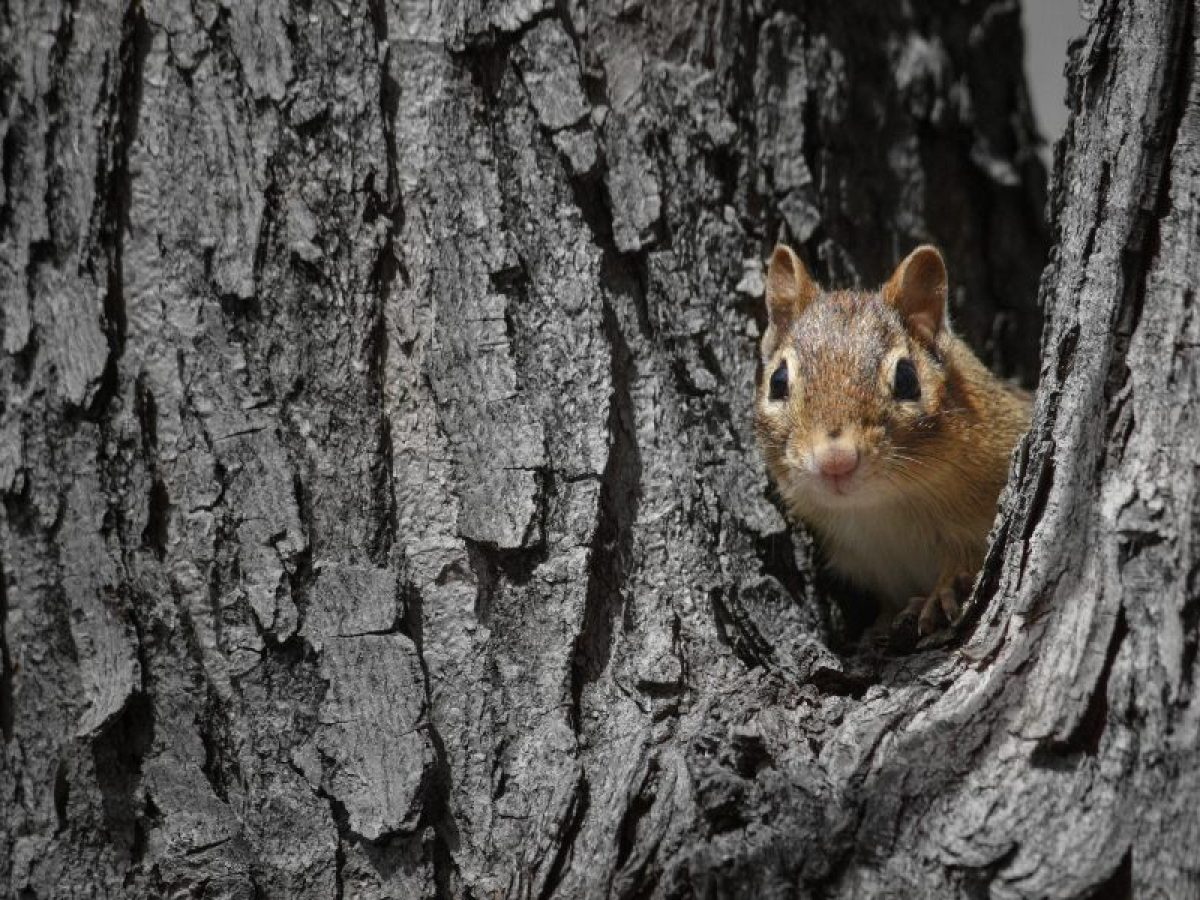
[769,362,789,400]
[893,358,920,401]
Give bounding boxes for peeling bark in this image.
[2,0,1191,898]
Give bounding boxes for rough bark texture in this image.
[2,0,1190,898]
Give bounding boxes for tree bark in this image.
[1,0,1190,898]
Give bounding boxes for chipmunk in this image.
[754,243,1031,638]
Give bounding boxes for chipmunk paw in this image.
[899,575,972,637]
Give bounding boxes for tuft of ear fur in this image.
[764,245,819,352]
[882,245,948,344]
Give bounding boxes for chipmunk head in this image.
[754,243,951,512]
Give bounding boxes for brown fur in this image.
[754,245,1031,632]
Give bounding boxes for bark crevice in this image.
[571,299,641,732]
[87,1,149,420]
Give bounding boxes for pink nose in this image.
[815,445,859,479]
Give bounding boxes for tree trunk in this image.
[0,0,1190,897]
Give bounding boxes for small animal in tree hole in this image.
[753,244,1031,640]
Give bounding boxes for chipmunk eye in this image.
[769,361,789,400]
[893,357,920,401]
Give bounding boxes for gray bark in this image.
[0,0,1189,898]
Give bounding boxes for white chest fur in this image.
[814,504,945,605]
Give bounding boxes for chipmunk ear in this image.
[765,244,819,335]
[883,245,947,344]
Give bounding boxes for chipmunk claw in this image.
[893,594,942,638]
[885,594,954,652]
[924,587,960,635]
[898,574,972,638]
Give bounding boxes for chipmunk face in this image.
[754,244,950,513]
